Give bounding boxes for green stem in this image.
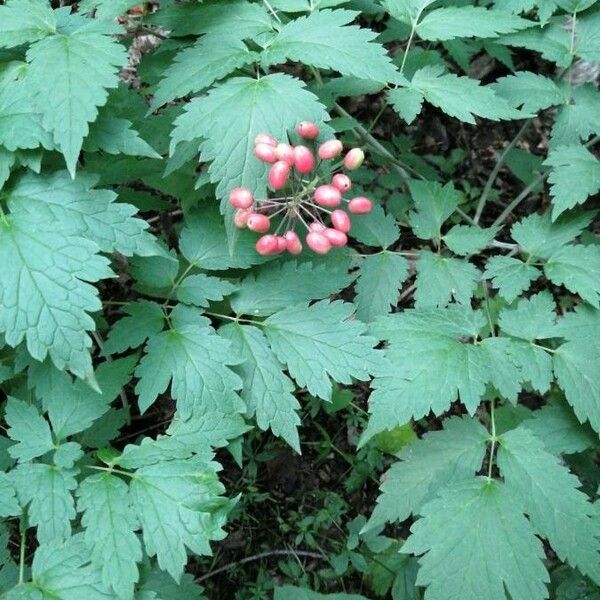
[18,526,26,585]
[487,399,497,481]
[88,465,133,478]
[203,311,264,326]
[399,24,416,76]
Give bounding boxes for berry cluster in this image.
[229,122,372,255]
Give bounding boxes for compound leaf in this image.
[0,0,56,49]
[5,398,54,462]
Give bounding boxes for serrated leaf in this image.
[138,568,207,600]
[402,478,549,600]
[79,0,145,20]
[407,65,527,124]
[483,255,540,302]
[135,319,244,425]
[231,253,354,317]
[443,224,498,255]
[152,34,258,109]
[492,71,564,113]
[220,324,301,452]
[26,30,127,175]
[355,253,408,322]
[170,74,330,217]
[83,113,161,159]
[551,85,600,148]
[407,180,460,240]
[274,587,368,600]
[5,398,54,462]
[348,203,400,248]
[414,250,480,308]
[11,462,77,544]
[545,144,600,219]
[0,473,20,518]
[103,301,165,355]
[382,0,438,24]
[78,473,142,599]
[498,427,600,582]
[176,275,237,308]
[262,9,397,82]
[7,170,161,257]
[264,300,382,401]
[387,87,424,124]
[500,21,572,67]
[416,7,533,41]
[365,417,488,531]
[130,458,232,581]
[0,0,56,49]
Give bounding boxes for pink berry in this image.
[332,173,352,192]
[276,236,288,253]
[293,145,315,174]
[314,184,342,207]
[324,228,347,247]
[234,208,251,228]
[296,121,319,140]
[343,148,364,170]
[268,161,291,190]
[255,133,277,147]
[309,221,327,232]
[306,231,331,254]
[254,143,277,163]
[348,196,373,214]
[284,230,302,254]
[247,213,270,233]
[318,139,343,160]
[331,209,351,233]
[229,187,253,209]
[275,143,295,164]
[256,234,279,255]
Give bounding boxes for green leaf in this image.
[130,458,232,581]
[492,71,564,113]
[79,0,145,20]
[176,275,237,308]
[355,253,408,322]
[78,473,142,599]
[416,7,533,41]
[264,300,382,401]
[348,203,400,248]
[135,313,245,423]
[387,87,424,124]
[498,427,600,582]
[5,398,54,462]
[0,473,20,518]
[11,463,77,544]
[231,254,354,317]
[170,74,330,214]
[138,568,207,600]
[83,113,161,158]
[0,0,56,49]
[500,21,572,67]
[7,170,162,257]
[551,85,600,148]
[220,324,301,452]
[414,250,480,308]
[365,417,488,531]
[545,144,600,219]
[26,30,127,175]
[382,0,438,24]
[443,224,498,255]
[544,244,600,307]
[274,587,368,600]
[407,180,460,240]
[103,301,165,355]
[406,65,527,124]
[152,34,258,108]
[483,256,540,302]
[262,9,397,82]
[402,478,549,600]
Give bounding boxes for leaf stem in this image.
[18,525,26,585]
[487,399,497,481]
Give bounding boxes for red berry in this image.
[293,145,315,174]
[247,213,270,233]
[318,139,343,160]
[284,230,302,254]
[306,231,331,254]
[331,209,351,233]
[324,228,347,247]
[309,221,326,232]
[297,121,319,140]
[314,184,342,207]
[234,208,251,228]
[268,161,291,190]
[275,143,295,164]
[332,173,352,192]
[348,196,373,214]
[344,148,365,170]
[229,187,253,209]
[254,143,277,163]
[255,133,277,147]
[256,234,279,255]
